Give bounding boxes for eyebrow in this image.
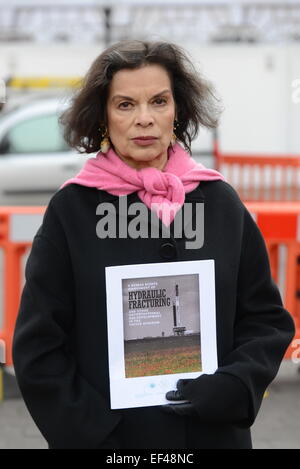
[111,89,172,102]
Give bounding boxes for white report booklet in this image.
[105,259,218,409]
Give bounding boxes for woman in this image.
[13,40,294,449]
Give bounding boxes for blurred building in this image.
[1,1,300,155]
[1,0,300,45]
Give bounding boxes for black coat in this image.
[12,180,295,449]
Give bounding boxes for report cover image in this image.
[122,274,201,378]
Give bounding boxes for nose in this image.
[135,106,154,127]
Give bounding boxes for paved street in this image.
[251,360,300,449]
[0,361,299,449]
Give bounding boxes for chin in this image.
[132,150,161,160]
[139,145,165,155]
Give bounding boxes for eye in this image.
[118,101,132,109]
[154,98,167,105]
[117,98,167,109]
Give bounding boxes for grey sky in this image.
[123,273,200,340]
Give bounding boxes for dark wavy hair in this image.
[59,39,223,154]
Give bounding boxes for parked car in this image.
[0,97,90,206]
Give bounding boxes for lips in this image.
[132,136,157,140]
[132,136,158,146]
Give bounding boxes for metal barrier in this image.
[0,204,299,370]
[213,138,300,202]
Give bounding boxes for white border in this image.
[105,259,218,409]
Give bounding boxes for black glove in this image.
[161,380,197,417]
[162,373,250,426]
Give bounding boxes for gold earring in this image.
[171,119,179,146]
[99,126,110,153]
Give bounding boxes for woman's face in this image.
[106,64,176,170]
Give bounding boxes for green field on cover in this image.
[124,334,202,378]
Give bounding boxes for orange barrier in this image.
[213,139,300,202]
[246,202,300,358]
[0,207,45,368]
[212,137,300,355]
[0,204,299,368]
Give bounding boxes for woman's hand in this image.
[161,381,197,416]
[162,373,250,426]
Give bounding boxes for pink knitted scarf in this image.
[60,142,225,226]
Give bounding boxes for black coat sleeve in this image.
[177,206,295,428]
[216,208,295,425]
[12,199,122,449]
